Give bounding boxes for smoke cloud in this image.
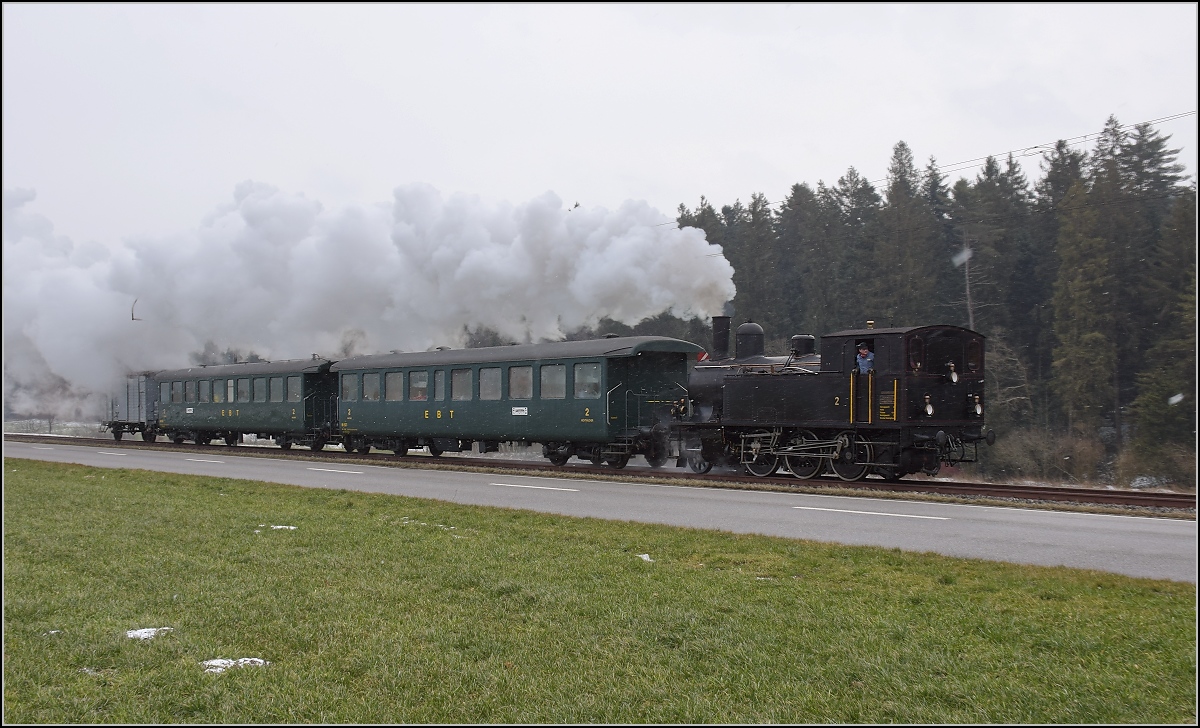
[3,182,735,419]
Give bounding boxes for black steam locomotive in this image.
[677,317,995,481]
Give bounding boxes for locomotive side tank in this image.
[682,318,994,480]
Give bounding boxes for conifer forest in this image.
[561,115,1197,488]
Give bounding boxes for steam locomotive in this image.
[677,317,994,481]
[103,318,994,482]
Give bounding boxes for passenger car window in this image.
[199,380,211,403]
[363,372,380,401]
[509,366,533,400]
[574,363,601,399]
[237,379,250,403]
[540,365,566,399]
[480,368,501,400]
[434,370,446,401]
[253,378,267,403]
[287,376,301,402]
[185,381,196,403]
[452,369,473,401]
[212,380,223,403]
[385,372,404,401]
[172,381,183,403]
[409,371,428,401]
[269,377,284,403]
[341,374,359,402]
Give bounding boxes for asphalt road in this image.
[6,439,1196,583]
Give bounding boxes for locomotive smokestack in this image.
[712,316,731,360]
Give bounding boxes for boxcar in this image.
[151,357,337,447]
[101,373,158,440]
[329,336,703,467]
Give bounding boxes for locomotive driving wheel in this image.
[831,431,872,481]
[744,453,779,477]
[742,431,780,477]
[784,430,824,480]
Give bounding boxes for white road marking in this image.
[793,506,948,520]
[96,451,127,456]
[32,446,54,450]
[307,467,363,474]
[492,482,579,492]
[186,458,224,464]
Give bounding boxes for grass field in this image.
[3,458,1195,723]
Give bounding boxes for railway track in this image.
[6,433,1195,512]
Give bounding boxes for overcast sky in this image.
[4,3,1197,249]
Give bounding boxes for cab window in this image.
[966,340,983,372]
[908,337,925,372]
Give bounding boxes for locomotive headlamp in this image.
[923,394,934,417]
[947,362,958,383]
[973,394,983,417]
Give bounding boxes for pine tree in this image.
[832,167,882,329]
[1051,181,1118,434]
[1130,262,1196,454]
[775,183,822,336]
[1028,140,1087,426]
[872,141,941,326]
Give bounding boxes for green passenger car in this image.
[329,336,703,468]
[152,357,337,448]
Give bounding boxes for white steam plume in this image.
[3,182,735,420]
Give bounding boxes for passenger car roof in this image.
[154,358,333,379]
[331,336,703,371]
